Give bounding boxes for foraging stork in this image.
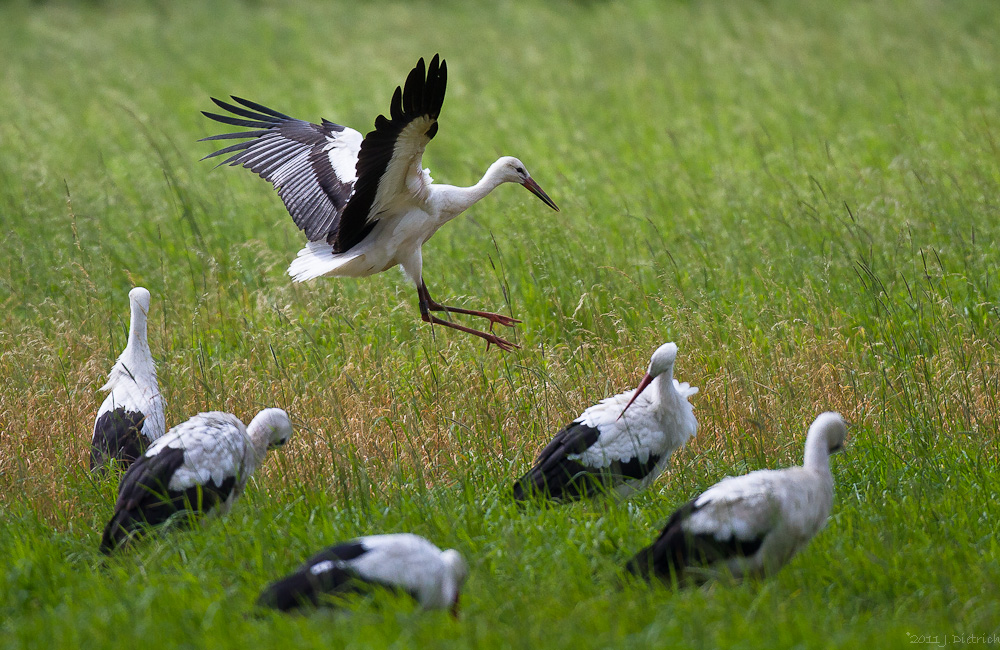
[100,408,293,554]
[91,287,165,471]
[625,412,847,583]
[256,533,468,615]
[512,342,698,502]
[200,54,559,352]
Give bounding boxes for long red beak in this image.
[522,177,559,211]
[617,373,654,420]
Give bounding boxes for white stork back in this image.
[626,412,847,583]
[201,55,559,352]
[513,342,698,502]
[100,408,293,554]
[91,287,166,471]
[256,533,468,615]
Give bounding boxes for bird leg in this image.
[417,282,520,352]
[419,282,521,329]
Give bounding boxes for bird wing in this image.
[256,540,371,611]
[200,96,364,246]
[337,55,447,245]
[685,471,782,546]
[159,412,249,491]
[100,444,189,553]
[112,445,188,511]
[256,536,433,611]
[625,477,778,580]
[512,421,605,500]
[100,442,239,554]
[91,406,148,470]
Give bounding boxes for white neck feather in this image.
[433,159,510,220]
[125,301,149,358]
[653,366,676,406]
[106,301,154,388]
[246,422,274,468]
[802,432,832,472]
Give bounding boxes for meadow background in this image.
[1,0,998,647]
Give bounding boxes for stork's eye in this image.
[516,167,525,175]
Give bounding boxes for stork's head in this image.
[248,408,294,450]
[618,342,681,420]
[440,548,469,618]
[129,287,151,317]
[801,411,848,470]
[495,156,559,211]
[647,342,679,378]
[811,411,847,455]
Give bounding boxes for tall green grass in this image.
[1,0,998,647]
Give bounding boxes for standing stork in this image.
[91,287,166,471]
[256,533,468,615]
[625,412,847,584]
[200,54,559,352]
[512,343,699,502]
[99,408,293,554]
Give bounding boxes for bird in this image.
[256,533,468,616]
[99,408,293,554]
[625,411,847,584]
[512,342,698,502]
[90,287,166,471]
[200,54,559,352]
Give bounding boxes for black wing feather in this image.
[512,421,663,502]
[256,541,419,611]
[625,499,766,583]
[334,54,447,252]
[512,422,601,501]
[100,447,237,554]
[90,407,148,471]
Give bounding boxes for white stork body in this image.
[201,55,559,351]
[91,287,166,471]
[512,343,698,502]
[100,408,293,554]
[256,533,468,615]
[626,412,847,583]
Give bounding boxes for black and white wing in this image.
[99,413,247,554]
[200,97,364,249]
[99,444,188,554]
[338,54,447,245]
[512,421,603,501]
[625,475,777,581]
[200,54,446,255]
[512,419,664,502]
[256,536,433,611]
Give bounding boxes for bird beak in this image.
[522,177,559,211]
[450,595,461,619]
[617,373,654,420]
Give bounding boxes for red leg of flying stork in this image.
[417,281,520,352]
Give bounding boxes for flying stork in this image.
[512,342,699,502]
[256,533,468,615]
[200,54,559,352]
[91,287,166,471]
[625,412,847,584]
[100,408,293,554]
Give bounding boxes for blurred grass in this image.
[1,0,999,647]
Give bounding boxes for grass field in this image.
[2,0,999,647]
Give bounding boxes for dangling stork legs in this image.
[417,282,520,352]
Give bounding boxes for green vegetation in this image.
[1,0,998,647]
